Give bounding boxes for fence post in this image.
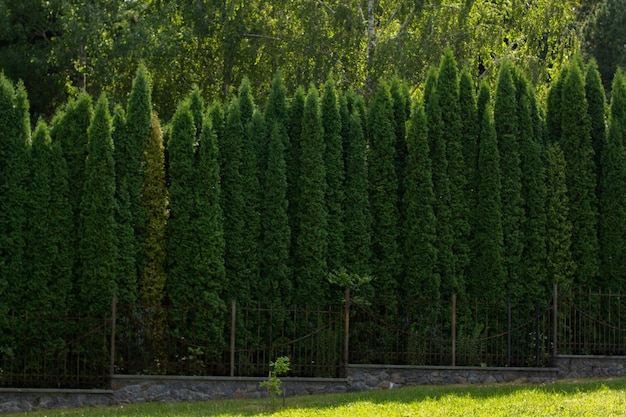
[230,299,236,377]
[451,293,456,367]
[553,283,558,359]
[535,299,541,367]
[507,299,511,367]
[109,294,117,383]
[344,288,350,374]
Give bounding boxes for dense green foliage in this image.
[4,46,626,375]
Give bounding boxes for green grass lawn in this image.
[9,377,626,417]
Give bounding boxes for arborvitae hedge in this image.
[494,62,524,300]
[599,70,626,291]
[367,81,400,298]
[403,102,438,300]
[321,77,345,274]
[559,60,600,288]
[469,89,505,301]
[5,56,626,323]
[294,85,328,305]
[78,94,118,317]
[141,113,168,307]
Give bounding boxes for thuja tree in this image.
[390,78,410,225]
[437,50,469,297]
[141,113,168,308]
[367,81,400,298]
[494,62,524,301]
[165,99,198,308]
[50,92,92,305]
[598,70,626,291]
[342,104,372,277]
[26,122,71,316]
[459,69,479,215]
[0,77,30,316]
[261,120,292,305]
[545,142,575,289]
[321,77,345,274]
[424,69,454,299]
[546,67,567,144]
[468,87,505,301]
[221,99,249,303]
[112,106,138,305]
[585,59,606,190]
[403,102,438,301]
[558,60,600,289]
[515,73,548,299]
[286,86,306,270]
[238,80,261,300]
[194,112,225,306]
[77,94,118,317]
[293,85,328,306]
[125,64,153,262]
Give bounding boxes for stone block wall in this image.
[347,364,558,391]
[3,357,625,413]
[554,355,626,378]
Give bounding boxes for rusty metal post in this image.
[109,294,117,382]
[344,288,350,373]
[230,299,236,377]
[451,293,456,367]
[553,283,558,359]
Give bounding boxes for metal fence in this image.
[2,285,626,389]
[0,313,110,389]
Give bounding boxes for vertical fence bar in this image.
[535,300,540,367]
[230,299,236,377]
[507,299,511,367]
[109,294,116,383]
[344,288,350,374]
[451,293,456,367]
[553,283,558,359]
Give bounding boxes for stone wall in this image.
[554,355,626,378]
[347,364,558,391]
[2,358,624,414]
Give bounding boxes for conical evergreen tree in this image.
[261,120,292,305]
[367,81,400,298]
[141,113,168,307]
[286,86,306,270]
[50,92,93,304]
[437,50,469,297]
[343,105,372,277]
[424,68,454,298]
[194,112,225,306]
[459,69,479,213]
[585,59,606,190]
[112,106,137,305]
[125,63,153,259]
[238,81,261,298]
[403,102,438,300]
[515,73,548,299]
[545,142,575,290]
[546,67,567,145]
[494,62,524,300]
[0,77,30,315]
[220,99,249,303]
[321,77,345,274]
[26,121,55,315]
[78,94,118,316]
[598,70,626,291]
[165,100,198,307]
[294,85,328,305]
[559,60,600,289]
[468,94,505,301]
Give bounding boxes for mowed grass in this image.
[8,377,626,417]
